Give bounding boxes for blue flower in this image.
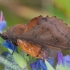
[30,59,47,70]
[56,51,70,70]
[3,40,18,52]
[63,55,70,67]
[48,58,54,66]
[0,11,7,33]
[30,58,54,70]
[2,52,10,57]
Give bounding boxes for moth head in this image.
[0,32,8,40]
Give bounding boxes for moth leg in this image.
[11,46,15,55]
[11,45,18,55]
[27,54,29,56]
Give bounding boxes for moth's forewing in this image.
[20,16,70,50]
[5,16,42,44]
[5,24,26,44]
[26,15,42,32]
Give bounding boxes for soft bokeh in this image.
[0,0,70,70]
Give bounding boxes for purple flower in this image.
[30,58,54,70]
[57,51,70,67]
[0,11,7,33]
[3,40,18,52]
[58,51,63,65]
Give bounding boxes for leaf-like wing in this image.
[20,16,70,50]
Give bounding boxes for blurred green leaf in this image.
[8,49,27,69]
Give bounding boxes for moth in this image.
[0,15,70,59]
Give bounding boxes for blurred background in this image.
[0,0,70,69]
[0,0,70,26]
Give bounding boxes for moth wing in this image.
[20,16,70,50]
[17,39,43,59]
[26,15,42,32]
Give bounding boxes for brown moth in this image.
[0,15,70,59]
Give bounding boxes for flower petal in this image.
[48,58,54,66]
[30,60,41,70]
[45,60,55,70]
[3,40,18,52]
[0,11,4,22]
[30,59,47,70]
[63,55,70,67]
[0,20,7,33]
[39,60,47,70]
[56,52,70,70]
[58,51,63,65]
